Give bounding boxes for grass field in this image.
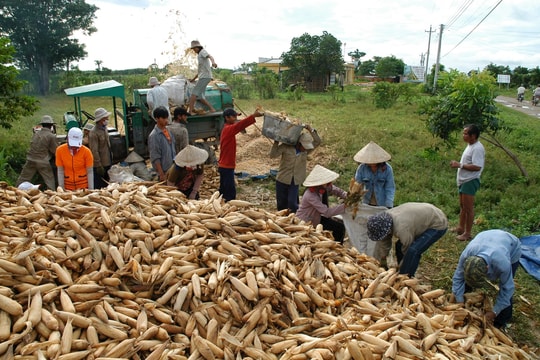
[1,84,539,349]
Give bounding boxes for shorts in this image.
[459,178,480,195]
[192,78,211,97]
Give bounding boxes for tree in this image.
[281,31,344,91]
[375,55,405,78]
[358,59,378,76]
[419,70,528,179]
[0,37,39,129]
[0,0,98,95]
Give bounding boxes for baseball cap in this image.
[67,127,83,147]
[464,256,488,288]
[299,133,314,149]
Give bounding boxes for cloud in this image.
[73,0,540,74]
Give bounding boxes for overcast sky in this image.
[73,0,540,74]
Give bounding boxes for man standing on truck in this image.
[218,108,264,201]
[147,77,169,120]
[187,40,217,114]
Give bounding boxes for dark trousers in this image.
[320,216,345,243]
[218,167,236,202]
[94,165,111,189]
[396,228,447,277]
[276,179,299,213]
[494,261,520,327]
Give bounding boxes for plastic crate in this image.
[262,114,304,145]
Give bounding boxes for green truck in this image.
[63,79,234,163]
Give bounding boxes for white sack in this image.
[342,203,387,257]
[161,75,188,107]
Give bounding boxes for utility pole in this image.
[424,25,435,84]
[432,24,444,92]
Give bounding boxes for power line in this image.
[446,0,474,29]
[443,0,503,57]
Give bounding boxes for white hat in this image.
[148,77,160,86]
[18,182,40,191]
[40,115,55,125]
[125,151,144,163]
[299,132,314,150]
[67,127,83,147]
[303,165,339,187]
[94,108,111,123]
[353,141,391,164]
[174,145,209,167]
[83,122,95,131]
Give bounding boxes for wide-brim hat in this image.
[94,108,111,123]
[40,115,55,125]
[18,182,40,191]
[67,127,83,147]
[299,132,314,150]
[125,151,144,163]
[174,145,209,167]
[303,165,339,187]
[190,40,203,49]
[148,77,160,86]
[354,141,391,164]
[464,256,488,288]
[367,212,393,242]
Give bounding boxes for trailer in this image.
[63,79,234,163]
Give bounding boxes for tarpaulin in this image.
[519,235,540,281]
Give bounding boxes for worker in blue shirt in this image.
[451,229,521,328]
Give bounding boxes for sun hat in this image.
[366,212,393,242]
[299,132,314,150]
[18,182,40,191]
[67,127,83,147]
[223,108,240,117]
[464,256,488,288]
[148,77,160,86]
[124,151,145,163]
[303,165,339,187]
[83,122,95,131]
[190,40,203,49]
[353,141,391,164]
[40,115,55,125]
[174,145,209,167]
[94,108,111,123]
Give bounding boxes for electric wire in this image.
[443,0,503,57]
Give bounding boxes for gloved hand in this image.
[96,166,105,176]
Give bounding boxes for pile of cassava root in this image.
[0,181,537,360]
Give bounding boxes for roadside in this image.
[495,95,540,119]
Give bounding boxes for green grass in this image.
[2,85,539,348]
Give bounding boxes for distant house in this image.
[257,58,288,74]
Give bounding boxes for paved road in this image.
[495,95,540,119]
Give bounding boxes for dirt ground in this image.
[495,95,540,119]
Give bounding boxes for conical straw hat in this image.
[125,151,144,163]
[174,145,209,167]
[303,165,340,187]
[353,141,391,163]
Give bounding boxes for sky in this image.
[73,0,540,74]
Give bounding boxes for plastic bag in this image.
[108,164,144,184]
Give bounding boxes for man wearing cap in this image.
[269,125,321,213]
[218,108,264,201]
[89,108,112,189]
[296,165,348,243]
[147,76,169,120]
[187,40,217,114]
[366,202,448,277]
[452,229,521,328]
[148,106,176,182]
[55,127,94,190]
[354,141,395,208]
[168,107,190,154]
[167,145,208,199]
[16,115,58,190]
